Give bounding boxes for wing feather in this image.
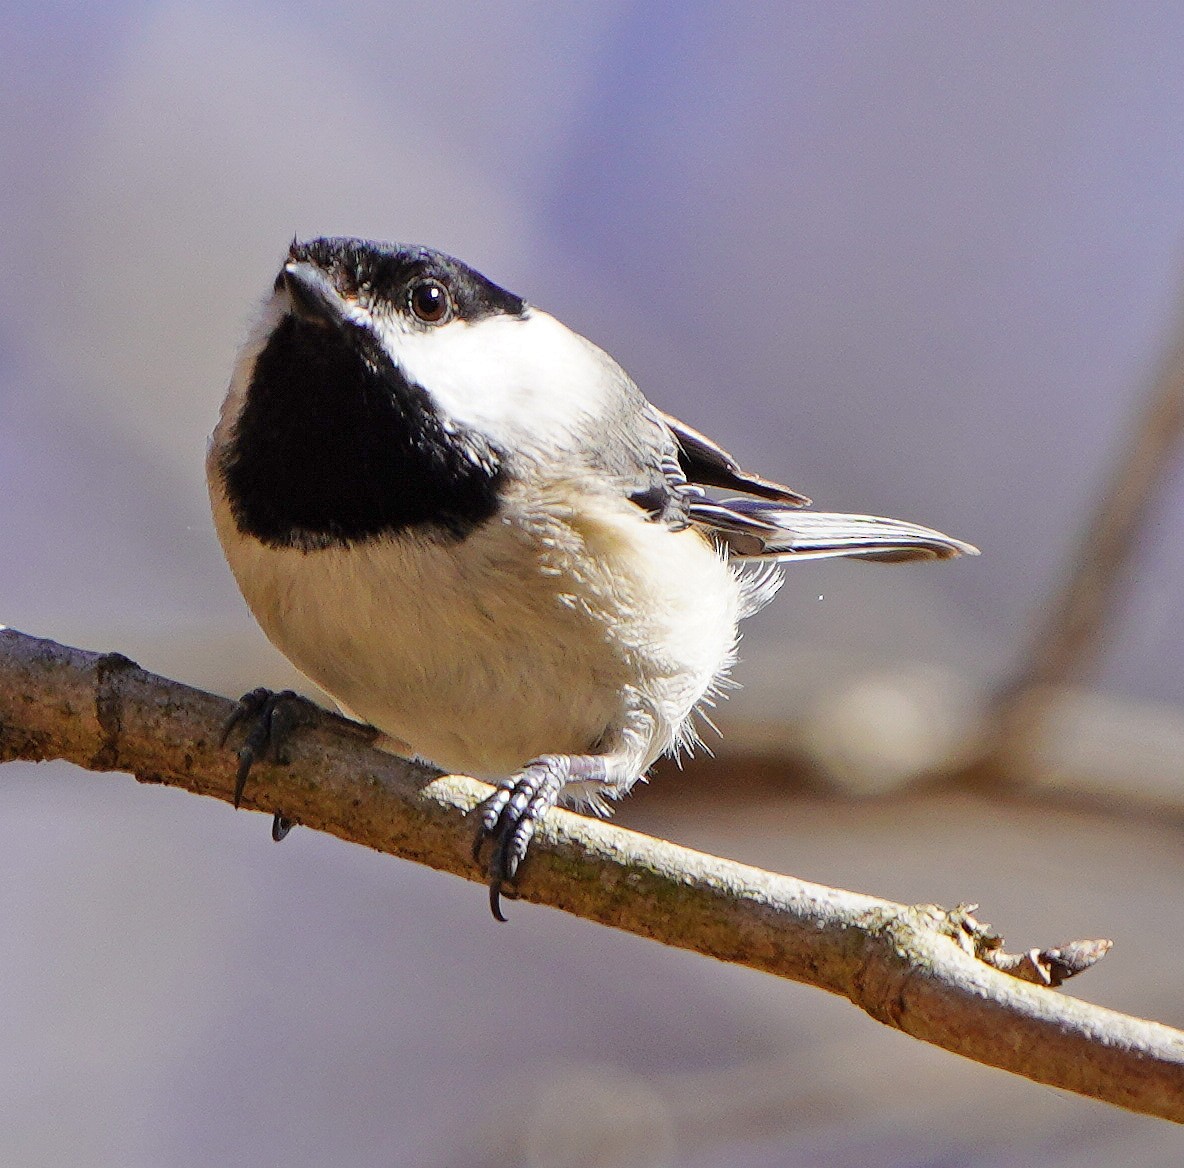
[659,411,810,505]
[646,412,976,563]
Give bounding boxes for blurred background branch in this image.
[980,304,1184,784]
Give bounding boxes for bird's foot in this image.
[219,687,312,840]
[471,754,607,921]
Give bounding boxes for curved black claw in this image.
[220,688,307,834]
[471,756,571,921]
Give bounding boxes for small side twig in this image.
[945,904,1112,988]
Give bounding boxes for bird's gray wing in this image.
[652,411,977,563]
[619,407,805,527]
[657,411,810,504]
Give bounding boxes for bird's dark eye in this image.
[409,279,451,324]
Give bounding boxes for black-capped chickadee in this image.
[208,237,977,919]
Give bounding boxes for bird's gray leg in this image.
[471,751,640,921]
[219,688,314,840]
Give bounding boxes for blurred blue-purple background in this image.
[3,5,1184,1164]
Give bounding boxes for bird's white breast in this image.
[209,476,747,779]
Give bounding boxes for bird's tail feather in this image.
[693,498,978,562]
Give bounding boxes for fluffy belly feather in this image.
[212,483,745,778]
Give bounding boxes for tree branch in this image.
[0,627,1180,1121]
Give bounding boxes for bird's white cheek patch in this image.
[375,310,618,450]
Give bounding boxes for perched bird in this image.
[208,237,976,918]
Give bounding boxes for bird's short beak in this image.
[278,261,348,329]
